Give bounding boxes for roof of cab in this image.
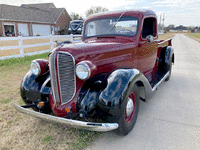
[86,9,157,21]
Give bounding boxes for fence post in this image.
[50,34,54,50]
[70,34,73,42]
[18,36,24,58]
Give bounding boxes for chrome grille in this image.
[49,51,76,104]
[58,52,75,104]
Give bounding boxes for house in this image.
[195,26,200,33]
[175,25,188,32]
[0,3,71,36]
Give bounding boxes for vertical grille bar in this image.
[49,51,76,105]
[49,52,60,103]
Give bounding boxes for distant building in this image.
[175,25,188,31]
[0,3,71,36]
[168,25,188,33]
[195,27,200,33]
[169,30,177,32]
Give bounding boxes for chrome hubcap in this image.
[126,98,134,117]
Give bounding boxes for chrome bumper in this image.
[13,103,119,132]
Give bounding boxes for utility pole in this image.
[158,13,162,34]
[160,13,162,27]
[162,13,165,32]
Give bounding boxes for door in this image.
[32,24,51,36]
[137,17,158,78]
[18,23,29,36]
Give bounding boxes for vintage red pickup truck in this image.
[14,9,174,135]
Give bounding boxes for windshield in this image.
[69,21,83,28]
[84,16,138,38]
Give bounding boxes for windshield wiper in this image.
[107,12,124,33]
[96,35,116,38]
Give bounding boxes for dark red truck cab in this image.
[14,10,174,135]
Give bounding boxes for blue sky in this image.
[1,0,200,26]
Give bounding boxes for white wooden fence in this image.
[0,35,82,60]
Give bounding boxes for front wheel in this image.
[118,85,140,135]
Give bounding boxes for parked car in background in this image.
[68,20,84,34]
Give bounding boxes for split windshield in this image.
[84,16,138,38]
[69,21,83,28]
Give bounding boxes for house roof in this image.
[50,8,66,22]
[0,3,70,24]
[21,3,55,9]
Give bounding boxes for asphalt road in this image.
[86,34,200,150]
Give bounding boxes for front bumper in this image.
[13,103,119,132]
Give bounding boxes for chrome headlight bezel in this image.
[30,60,41,76]
[76,62,91,80]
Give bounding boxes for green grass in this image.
[0,147,9,150]
[42,135,52,143]
[189,33,200,39]
[185,33,200,43]
[19,100,25,106]
[0,53,49,66]
[0,98,11,104]
[71,129,101,150]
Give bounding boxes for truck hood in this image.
[55,39,137,62]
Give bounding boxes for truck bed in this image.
[149,38,173,88]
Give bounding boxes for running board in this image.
[152,72,169,91]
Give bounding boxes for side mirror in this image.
[146,35,154,43]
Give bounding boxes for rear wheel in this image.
[118,85,140,135]
[165,56,173,81]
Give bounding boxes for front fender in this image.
[20,70,51,104]
[97,69,152,121]
[99,69,137,108]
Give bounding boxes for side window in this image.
[142,18,157,39]
[115,20,138,36]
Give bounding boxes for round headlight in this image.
[76,63,91,80]
[30,60,41,76]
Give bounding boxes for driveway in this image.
[86,34,200,150]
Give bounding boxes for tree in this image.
[168,24,175,30]
[70,12,83,20]
[86,6,109,17]
[187,26,195,33]
[164,24,175,32]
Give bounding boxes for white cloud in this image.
[58,0,139,14]
[152,0,200,26]
[152,0,200,8]
[152,0,199,4]
[141,6,152,10]
[165,11,200,26]
[0,0,199,26]
[0,0,49,6]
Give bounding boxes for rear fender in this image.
[165,46,174,67]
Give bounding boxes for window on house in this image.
[4,25,15,36]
